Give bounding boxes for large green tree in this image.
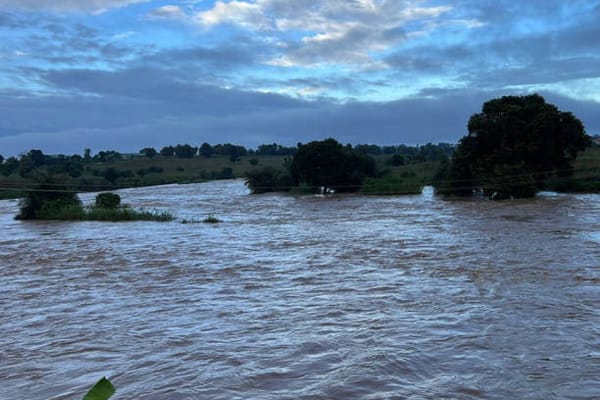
[174,144,197,158]
[290,138,376,192]
[438,94,591,199]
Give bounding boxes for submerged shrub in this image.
[202,214,221,224]
[15,181,172,222]
[290,138,376,193]
[95,192,121,209]
[245,167,292,194]
[17,180,82,220]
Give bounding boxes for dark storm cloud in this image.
[40,67,303,112]
[1,0,599,157]
[2,72,598,157]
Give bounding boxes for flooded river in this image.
[1,180,599,399]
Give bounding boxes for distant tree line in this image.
[153,142,298,160]
[0,141,455,178]
[1,150,86,179]
[140,142,453,163]
[354,142,454,162]
[1,140,457,199]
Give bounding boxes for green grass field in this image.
[362,158,441,195]
[0,155,290,199]
[550,146,600,192]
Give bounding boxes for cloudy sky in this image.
[0,0,599,156]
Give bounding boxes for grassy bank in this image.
[364,148,600,196]
[361,159,440,195]
[0,155,288,199]
[552,146,600,193]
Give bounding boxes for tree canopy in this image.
[438,94,591,199]
[174,144,197,158]
[199,142,213,158]
[139,147,158,158]
[290,138,376,192]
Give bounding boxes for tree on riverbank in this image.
[245,166,293,194]
[290,138,376,192]
[245,138,377,194]
[436,94,592,199]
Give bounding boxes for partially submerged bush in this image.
[290,138,376,193]
[16,182,172,222]
[203,214,221,223]
[95,192,121,209]
[17,180,82,220]
[245,167,292,194]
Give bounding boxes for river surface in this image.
[1,180,599,400]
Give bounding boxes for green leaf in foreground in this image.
[82,377,115,400]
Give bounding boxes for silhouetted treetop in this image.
[290,138,376,192]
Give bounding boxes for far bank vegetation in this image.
[1,141,458,199]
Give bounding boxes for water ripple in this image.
[1,180,599,399]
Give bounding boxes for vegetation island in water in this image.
[1,94,598,221]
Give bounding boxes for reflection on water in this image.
[1,180,599,399]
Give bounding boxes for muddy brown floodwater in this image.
[1,180,599,399]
